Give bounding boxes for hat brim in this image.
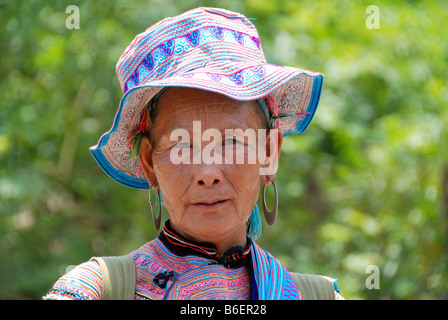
[90,63,323,189]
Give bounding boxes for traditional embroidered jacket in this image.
[43,221,342,300]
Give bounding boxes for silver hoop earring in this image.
[149,182,162,230]
[262,177,278,225]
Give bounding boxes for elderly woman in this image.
[44,7,342,300]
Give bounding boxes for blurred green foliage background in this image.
[1,0,447,299]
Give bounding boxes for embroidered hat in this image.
[90,7,324,189]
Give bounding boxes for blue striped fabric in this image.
[250,239,300,300]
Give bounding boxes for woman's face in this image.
[139,87,281,247]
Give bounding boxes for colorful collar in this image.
[158,220,251,269]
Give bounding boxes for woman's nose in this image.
[194,165,223,187]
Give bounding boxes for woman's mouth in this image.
[192,199,229,209]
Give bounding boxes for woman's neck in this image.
[169,220,248,257]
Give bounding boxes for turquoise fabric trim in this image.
[256,98,269,121]
[247,204,262,240]
[332,278,341,293]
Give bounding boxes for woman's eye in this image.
[174,142,191,149]
[224,138,241,146]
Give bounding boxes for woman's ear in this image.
[138,135,159,189]
[260,127,283,185]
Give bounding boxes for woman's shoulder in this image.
[290,272,344,300]
[43,240,160,300]
[43,259,103,300]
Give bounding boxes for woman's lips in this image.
[192,199,229,209]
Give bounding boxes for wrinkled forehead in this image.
[153,87,263,132]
